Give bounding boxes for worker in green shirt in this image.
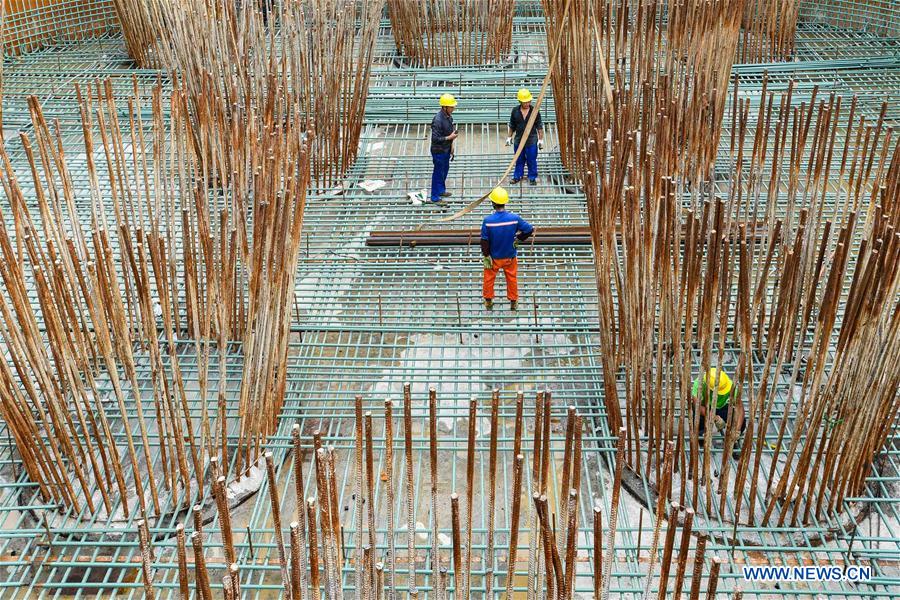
[692,368,745,456]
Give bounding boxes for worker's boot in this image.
[510,300,518,311]
[440,191,452,197]
[484,298,494,310]
[510,177,522,184]
[529,179,537,186]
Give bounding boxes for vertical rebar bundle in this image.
[116,0,382,186]
[2,2,899,600]
[0,83,205,518]
[1,2,375,502]
[109,0,163,67]
[740,0,801,61]
[386,0,515,66]
[0,58,318,510]
[572,55,900,521]
[544,0,746,182]
[155,387,717,598]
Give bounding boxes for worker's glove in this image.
[513,239,521,249]
[482,256,493,270]
[538,140,544,149]
[505,137,512,146]
[712,415,727,432]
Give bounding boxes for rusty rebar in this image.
[658,503,681,600]
[365,411,378,594]
[593,505,602,599]
[375,562,385,600]
[563,488,579,599]
[504,453,525,600]
[265,450,291,595]
[403,385,418,597]
[486,389,500,599]
[428,388,442,600]
[214,475,236,565]
[292,424,309,597]
[229,563,241,598]
[290,521,303,600]
[191,531,212,600]
[384,398,397,598]
[307,497,322,600]
[705,557,723,599]
[355,395,365,599]
[451,492,463,596]
[175,523,189,599]
[558,406,577,550]
[688,535,707,600]
[136,519,155,600]
[601,427,627,600]
[527,392,545,600]
[464,396,477,600]
[192,504,203,535]
[672,508,695,600]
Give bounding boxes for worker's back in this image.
[481,210,533,259]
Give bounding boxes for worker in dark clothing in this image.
[505,88,544,185]
[481,187,534,311]
[431,94,459,205]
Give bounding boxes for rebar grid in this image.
[1,1,117,56]
[0,1,897,598]
[0,334,897,597]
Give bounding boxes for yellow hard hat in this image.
[439,93,458,107]
[517,88,533,103]
[705,369,733,395]
[489,187,509,205]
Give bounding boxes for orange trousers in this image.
[483,257,519,301]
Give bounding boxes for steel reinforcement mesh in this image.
[0,1,897,598]
[2,0,117,55]
[799,0,900,37]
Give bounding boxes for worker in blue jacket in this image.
[430,94,459,205]
[481,187,534,311]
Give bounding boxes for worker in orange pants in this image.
[483,258,519,306]
[480,187,534,311]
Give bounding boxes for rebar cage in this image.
[0,0,898,598]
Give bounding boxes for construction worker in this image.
[481,187,534,311]
[431,93,459,205]
[505,88,544,185]
[692,368,745,457]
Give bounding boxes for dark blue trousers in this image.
[514,143,539,181]
[431,150,451,201]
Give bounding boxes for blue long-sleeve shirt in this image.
[431,109,455,154]
[481,210,534,259]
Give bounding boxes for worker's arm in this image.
[431,114,444,144]
[536,111,544,146]
[431,113,456,145]
[480,222,492,268]
[516,216,534,242]
[506,109,516,145]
